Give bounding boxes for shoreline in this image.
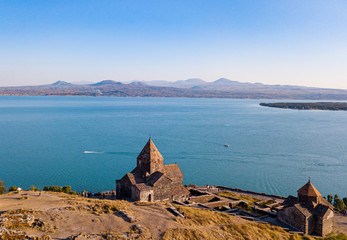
[260,102,347,111]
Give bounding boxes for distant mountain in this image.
[72,81,95,85]
[144,78,207,88]
[129,81,147,86]
[144,78,347,93]
[212,78,234,85]
[143,78,253,89]
[173,78,206,87]
[51,81,72,86]
[0,79,346,100]
[91,80,123,86]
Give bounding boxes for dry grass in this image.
[162,223,313,240]
[164,205,347,240]
[217,191,261,203]
[320,233,347,240]
[258,200,276,207]
[6,209,34,215]
[174,206,235,226]
[66,197,131,214]
[0,232,53,240]
[163,222,347,240]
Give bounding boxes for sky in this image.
[0,0,346,89]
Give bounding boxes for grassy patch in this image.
[217,191,261,203]
[62,197,131,215]
[258,200,275,207]
[164,205,347,240]
[175,206,234,226]
[134,201,160,206]
[162,228,212,240]
[318,233,347,240]
[163,222,347,240]
[6,209,33,215]
[163,223,295,240]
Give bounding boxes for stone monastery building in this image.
[277,180,334,236]
[116,138,189,202]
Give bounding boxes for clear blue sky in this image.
[0,0,346,88]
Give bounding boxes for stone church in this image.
[277,180,334,236]
[116,138,189,202]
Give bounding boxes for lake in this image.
[0,96,346,197]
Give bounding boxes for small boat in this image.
[224,144,230,148]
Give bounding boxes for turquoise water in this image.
[0,96,346,197]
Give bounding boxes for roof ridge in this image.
[137,138,163,161]
[297,180,322,197]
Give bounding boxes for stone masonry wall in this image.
[277,207,307,233]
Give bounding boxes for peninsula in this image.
[260,102,347,111]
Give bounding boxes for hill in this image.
[1,191,345,239]
[1,79,347,100]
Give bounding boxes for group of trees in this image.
[326,194,347,211]
[43,185,76,195]
[0,180,40,193]
[0,179,75,195]
[7,185,39,192]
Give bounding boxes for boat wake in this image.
[83,151,105,154]
[83,151,133,155]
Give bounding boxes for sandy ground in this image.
[334,214,347,235]
[0,191,181,239]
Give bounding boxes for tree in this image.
[9,186,18,192]
[334,194,340,207]
[335,199,346,211]
[62,186,71,194]
[0,180,6,194]
[30,185,39,191]
[327,194,333,204]
[343,198,347,207]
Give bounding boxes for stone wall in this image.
[188,195,215,204]
[153,184,175,202]
[131,186,140,201]
[277,206,308,234]
[116,178,132,200]
[315,210,334,236]
[139,189,153,202]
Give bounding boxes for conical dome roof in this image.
[137,138,163,162]
[297,180,322,197]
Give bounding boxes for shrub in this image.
[30,185,39,191]
[9,186,18,192]
[43,185,76,194]
[0,179,6,194]
[335,199,346,211]
[63,186,72,193]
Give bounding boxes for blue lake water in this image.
[0,96,346,197]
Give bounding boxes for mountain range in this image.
[1,78,347,100]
